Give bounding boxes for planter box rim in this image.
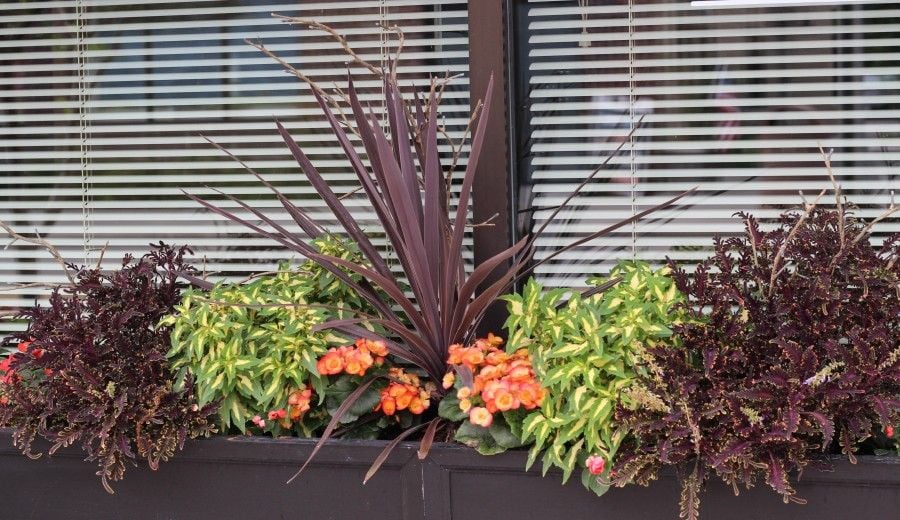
[3,429,898,483]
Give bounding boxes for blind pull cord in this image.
[76,0,93,267]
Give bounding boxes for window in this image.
[519,0,899,286]
[3,0,898,330]
[0,0,470,334]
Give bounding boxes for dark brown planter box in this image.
[2,430,899,520]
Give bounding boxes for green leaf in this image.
[489,418,524,449]
[454,421,507,455]
[547,342,590,359]
[560,439,584,484]
[438,395,468,422]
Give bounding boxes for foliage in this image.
[439,334,543,455]
[503,262,685,496]
[612,200,900,519]
[186,21,691,478]
[0,245,216,493]
[164,236,370,436]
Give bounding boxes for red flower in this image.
[586,455,606,475]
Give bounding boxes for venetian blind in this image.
[523,0,899,287]
[0,0,471,334]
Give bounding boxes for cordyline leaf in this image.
[177,270,214,291]
[422,96,445,303]
[444,75,494,326]
[363,421,429,485]
[206,186,308,252]
[573,276,621,303]
[344,80,446,342]
[307,252,443,378]
[275,119,393,280]
[449,236,529,340]
[363,105,441,339]
[458,256,529,345]
[313,81,407,257]
[524,124,635,241]
[183,190,393,320]
[385,75,423,227]
[418,418,441,460]
[524,188,697,279]
[200,134,324,239]
[287,377,378,485]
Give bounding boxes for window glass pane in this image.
[521,0,899,286]
[0,0,471,334]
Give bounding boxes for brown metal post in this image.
[467,0,516,335]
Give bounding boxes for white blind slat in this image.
[524,0,899,285]
[1,0,471,334]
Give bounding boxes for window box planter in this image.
[2,430,898,520]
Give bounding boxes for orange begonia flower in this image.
[494,390,516,411]
[469,407,493,428]
[442,372,456,389]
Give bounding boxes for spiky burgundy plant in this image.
[186,20,692,478]
[0,244,216,493]
[611,195,900,519]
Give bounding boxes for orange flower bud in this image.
[448,344,464,364]
[442,372,456,389]
[369,340,389,357]
[381,397,397,416]
[485,351,508,365]
[462,349,485,367]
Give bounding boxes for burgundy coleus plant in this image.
[0,244,216,493]
[611,196,900,520]
[185,24,692,478]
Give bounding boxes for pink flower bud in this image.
[586,455,606,475]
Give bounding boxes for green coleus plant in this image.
[502,261,685,496]
[163,236,371,435]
